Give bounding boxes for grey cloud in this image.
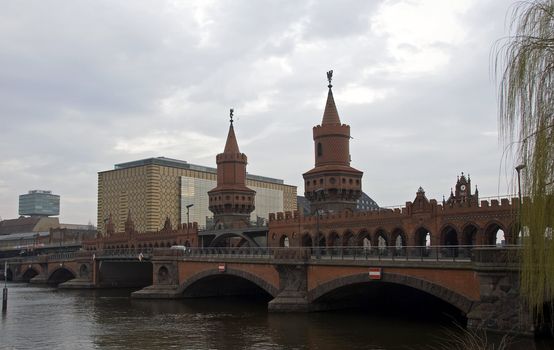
[0,0,516,224]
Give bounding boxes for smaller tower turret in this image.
[208,109,256,228]
[446,172,479,207]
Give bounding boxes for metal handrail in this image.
[0,245,521,264]
[174,244,521,263]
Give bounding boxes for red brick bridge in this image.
[133,246,529,335]
[3,245,531,336]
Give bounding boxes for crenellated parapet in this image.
[312,123,351,139]
[268,190,519,248]
[82,217,198,251]
[215,152,248,164]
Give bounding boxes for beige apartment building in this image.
[97,157,297,233]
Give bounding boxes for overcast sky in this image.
[0,0,521,225]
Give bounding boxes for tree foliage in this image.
[495,0,554,323]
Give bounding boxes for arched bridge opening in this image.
[309,273,470,326]
[48,267,76,285]
[99,261,153,288]
[21,267,39,282]
[178,269,277,302]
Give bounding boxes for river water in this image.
[1,282,552,350]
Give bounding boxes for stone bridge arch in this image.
[177,268,279,297]
[307,272,474,314]
[47,266,77,284]
[20,266,40,282]
[461,222,480,246]
[483,220,508,245]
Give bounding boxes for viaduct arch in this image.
[307,272,474,314]
[176,267,279,297]
[47,266,76,284]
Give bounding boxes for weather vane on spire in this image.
[327,70,333,88]
[230,108,234,124]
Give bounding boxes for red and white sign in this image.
[218,264,226,273]
[368,267,382,280]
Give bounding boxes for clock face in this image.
[460,185,466,191]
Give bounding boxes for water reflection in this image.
[0,282,551,350]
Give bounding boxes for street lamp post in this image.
[2,261,7,313]
[314,188,324,259]
[516,164,526,243]
[186,204,194,226]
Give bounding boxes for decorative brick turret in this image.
[303,71,363,213]
[445,172,479,207]
[208,109,256,228]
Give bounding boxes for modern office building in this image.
[19,190,60,217]
[97,157,297,233]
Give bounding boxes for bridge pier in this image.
[467,271,534,336]
[466,249,535,336]
[132,258,181,298]
[59,259,97,289]
[268,264,313,312]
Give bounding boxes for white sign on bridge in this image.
[368,267,382,280]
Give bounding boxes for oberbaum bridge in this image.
[2,72,533,336]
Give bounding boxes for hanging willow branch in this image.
[495,0,554,326]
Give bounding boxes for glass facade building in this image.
[19,190,60,217]
[180,176,284,228]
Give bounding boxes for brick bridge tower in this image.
[303,71,363,213]
[208,109,256,228]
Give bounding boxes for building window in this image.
[317,142,322,157]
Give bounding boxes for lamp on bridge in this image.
[186,204,194,226]
[515,164,526,242]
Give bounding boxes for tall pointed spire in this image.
[321,70,341,125]
[208,108,256,230]
[303,70,363,214]
[224,108,240,153]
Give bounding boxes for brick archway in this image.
[47,266,77,284]
[307,272,474,314]
[21,267,40,281]
[177,268,279,297]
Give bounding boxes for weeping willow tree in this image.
[495,0,554,326]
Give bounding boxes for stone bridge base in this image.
[467,271,534,336]
[59,278,96,289]
[132,284,182,299]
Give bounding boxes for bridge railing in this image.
[1,245,522,264]
[171,244,520,263]
[95,248,154,259]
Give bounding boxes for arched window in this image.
[363,237,371,250]
[317,142,322,157]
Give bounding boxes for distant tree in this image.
[495,0,554,325]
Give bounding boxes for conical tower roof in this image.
[321,86,341,125]
[224,123,240,153]
[223,108,240,153]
